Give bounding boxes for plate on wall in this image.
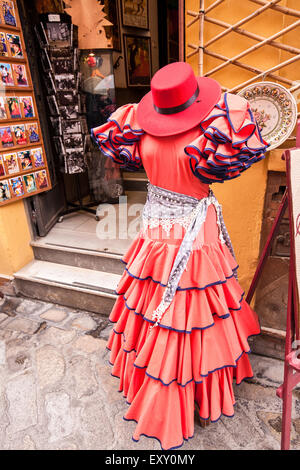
[238,81,297,151]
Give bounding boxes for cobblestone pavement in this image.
[0,294,299,451]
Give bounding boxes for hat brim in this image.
[136,77,221,137]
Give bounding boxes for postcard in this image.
[6,33,23,58]
[35,169,48,189]
[0,96,7,119]
[0,31,8,57]
[6,97,21,119]
[12,124,27,145]
[2,1,17,27]
[0,125,13,148]
[26,122,40,143]
[31,147,44,168]
[17,150,32,171]
[0,62,14,86]
[10,176,24,197]
[20,96,34,118]
[0,154,5,176]
[23,173,37,193]
[4,152,19,174]
[0,179,10,202]
[12,63,28,86]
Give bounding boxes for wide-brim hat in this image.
[136,62,221,137]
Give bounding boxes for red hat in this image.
[136,62,221,137]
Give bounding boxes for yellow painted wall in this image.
[185,0,299,291]
[0,201,33,277]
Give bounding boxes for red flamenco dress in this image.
[91,92,268,450]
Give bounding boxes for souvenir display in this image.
[238,81,298,151]
[36,13,87,175]
[0,0,51,206]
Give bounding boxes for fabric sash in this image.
[142,183,237,328]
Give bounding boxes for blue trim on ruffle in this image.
[110,291,244,334]
[119,264,240,292]
[107,329,260,388]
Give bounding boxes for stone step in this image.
[14,260,120,316]
[31,240,125,274]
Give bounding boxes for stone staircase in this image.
[14,182,148,316]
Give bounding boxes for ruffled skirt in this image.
[107,205,260,450]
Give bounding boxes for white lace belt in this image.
[142,183,236,329]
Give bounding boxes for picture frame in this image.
[121,0,149,30]
[123,34,151,87]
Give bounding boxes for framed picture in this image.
[26,122,40,143]
[17,150,32,171]
[0,125,13,148]
[121,0,149,29]
[4,152,19,174]
[23,173,37,193]
[12,124,27,145]
[35,169,48,189]
[123,34,151,87]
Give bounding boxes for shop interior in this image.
[19,0,180,253]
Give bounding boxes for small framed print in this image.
[46,95,59,116]
[12,63,28,86]
[0,125,13,148]
[0,96,7,119]
[0,62,14,86]
[6,96,21,119]
[0,32,8,57]
[0,179,11,202]
[4,152,19,174]
[10,176,24,197]
[12,124,27,145]
[2,1,17,27]
[23,173,37,193]
[26,122,40,143]
[35,169,48,189]
[20,96,35,118]
[0,155,5,176]
[17,149,32,171]
[121,0,149,29]
[31,147,44,168]
[123,35,151,87]
[6,33,23,58]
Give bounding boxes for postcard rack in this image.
[0,0,51,206]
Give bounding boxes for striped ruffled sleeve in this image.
[184,92,269,184]
[91,103,145,171]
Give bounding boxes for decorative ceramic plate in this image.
[238,81,297,151]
